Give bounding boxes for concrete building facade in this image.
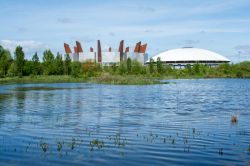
[64,40,148,65]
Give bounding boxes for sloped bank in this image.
[0,74,165,85]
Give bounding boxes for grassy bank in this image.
[0,74,165,85]
[1,72,249,85]
[90,73,165,85]
[0,75,88,84]
[1,71,250,85]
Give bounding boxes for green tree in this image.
[193,63,200,74]
[118,61,127,75]
[23,60,33,76]
[111,63,117,73]
[81,61,102,76]
[55,52,64,75]
[14,46,25,77]
[32,52,40,75]
[219,63,231,75]
[132,60,142,75]
[156,57,163,74]
[127,58,132,74]
[7,62,16,77]
[199,64,208,76]
[43,50,55,75]
[186,64,192,75]
[0,45,12,77]
[71,62,82,78]
[165,65,173,75]
[149,58,154,74]
[96,63,103,73]
[64,54,71,75]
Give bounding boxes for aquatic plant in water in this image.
[40,143,48,152]
[70,138,76,150]
[231,115,238,124]
[57,141,63,151]
[219,148,223,155]
[90,139,104,151]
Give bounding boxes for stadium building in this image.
[147,47,230,68]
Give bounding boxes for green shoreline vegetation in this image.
[0,45,250,85]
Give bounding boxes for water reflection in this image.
[0,80,249,165]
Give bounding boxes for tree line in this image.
[0,45,250,78]
[0,45,72,77]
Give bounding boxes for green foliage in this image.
[236,70,243,78]
[71,62,82,78]
[131,60,143,75]
[43,50,55,75]
[118,61,127,75]
[186,64,192,74]
[193,63,200,74]
[111,63,117,73]
[82,60,100,76]
[96,63,103,72]
[32,52,41,75]
[7,63,16,77]
[23,60,33,76]
[165,65,173,75]
[219,63,230,74]
[156,57,163,74]
[149,58,154,74]
[94,73,164,85]
[0,45,12,77]
[64,54,71,75]
[32,52,39,62]
[1,45,250,81]
[54,52,64,75]
[14,46,25,77]
[127,58,132,73]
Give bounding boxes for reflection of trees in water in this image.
[53,89,84,128]
[62,91,75,126]
[15,92,26,110]
[39,92,57,125]
[14,91,27,130]
[96,87,104,134]
[0,93,13,126]
[117,88,125,134]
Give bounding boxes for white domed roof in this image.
[149,47,230,63]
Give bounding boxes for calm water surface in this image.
[0,79,250,166]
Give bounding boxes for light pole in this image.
[238,51,241,63]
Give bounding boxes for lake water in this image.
[0,79,250,166]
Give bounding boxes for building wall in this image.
[126,52,148,64]
[69,53,79,62]
[79,52,96,62]
[66,52,148,65]
[102,52,120,65]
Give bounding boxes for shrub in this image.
[118,61,127,75]
[127,58,132,74]
[157,57,163,74]
[71,62,82,78]
[149,58,155,74]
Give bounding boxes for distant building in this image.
[146,47,230,68]
[64,40,148,65]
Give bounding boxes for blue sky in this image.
[1,0,250,62]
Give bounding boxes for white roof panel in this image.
[148,48,230,62]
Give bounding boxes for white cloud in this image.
[0,40,47,55]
